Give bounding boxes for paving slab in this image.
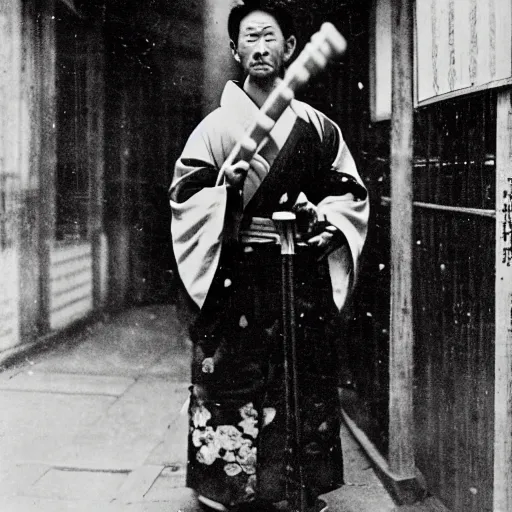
[0,468,9,485]
[0,371,134,396]
[0,496,121,512]
[322,484,396,512]
[26,468,128,501]
[320,424,396,512]
[395,496,451,511]
[0,366,24,382]
[0,391,115,464]
[0,464,50,497]
[147,349,191,381]
[144,466,188,501]
[31,305,187,379]
[341,423,385,487]
[0,489,203,512]
[122,487,201,511]
[115,465,164,503]
[53,377,189,470]
[145,405,189,466]
[32,326,169,378]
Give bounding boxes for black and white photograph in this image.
[0,1,511,511]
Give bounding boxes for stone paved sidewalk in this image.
[0,304,396,512]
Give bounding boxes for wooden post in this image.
[18,0,42,343]
[38,0,57,334]
[389,0,415,478]
[107,88,130,308]
[494,89,512,512]
[87,18,107,309]
[0,0,22,352]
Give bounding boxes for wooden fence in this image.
[411,91,495,512]
[354,90,496,511]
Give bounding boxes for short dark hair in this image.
[228,1,295,45]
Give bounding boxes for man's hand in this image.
[307,224,338,248]
[292,195,344,253]
[293,195,332,245]
[222,160,250,188]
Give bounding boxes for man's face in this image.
[232,10,295,81]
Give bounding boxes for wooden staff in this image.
[215,23,347,186]
[272,211,306,512]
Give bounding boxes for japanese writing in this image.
[502,177,512,266]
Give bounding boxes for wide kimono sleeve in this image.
[169,110,233,309]
[306,109,370,310]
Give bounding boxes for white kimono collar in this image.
[219,80,311,128]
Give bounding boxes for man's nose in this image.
[253,38,269,57]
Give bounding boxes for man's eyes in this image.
[244,33,277,42]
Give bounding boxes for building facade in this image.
[0,0,205,360]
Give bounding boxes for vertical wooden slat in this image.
[87,16,107,309]
[38,0,57,333]
[494,88,512,512]
[0,0,22,352]
[19,0,42,343]
[107,88,130,308]
[389,0,415,478]
[129,83,146,304]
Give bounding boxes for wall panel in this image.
[412,92,495,512]
[49,243,93,330]
[415,0,512,106]
[0,0,22,352]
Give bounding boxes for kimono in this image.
[169,81,369,511]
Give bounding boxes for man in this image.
[169,2,369,511]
